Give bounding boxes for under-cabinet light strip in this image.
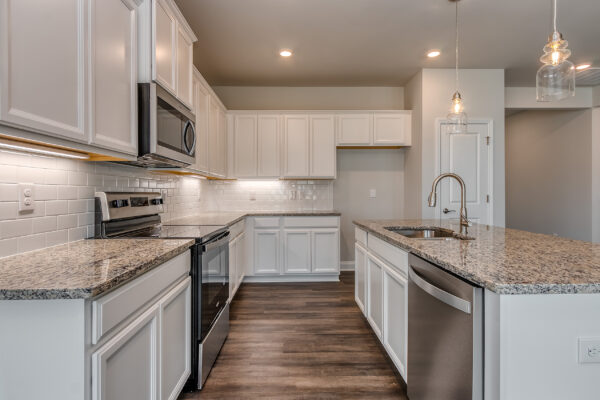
[0,137,90,160]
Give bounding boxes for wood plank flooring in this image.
[179,272,407,399]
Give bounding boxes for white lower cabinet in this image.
[367,253,384,339]
[383,264,407,379]
[229,230,246,301]
[254,229,280,275]
[355,228,408,381]
[312,229,339,273]
[283,229,312,274]
[229,238,237,299]
[354,243,367,313]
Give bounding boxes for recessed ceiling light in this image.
[576,63,591,70]
[427,50,441,58]
[279,50,292,57]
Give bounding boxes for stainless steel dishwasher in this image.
[407,254,483,400]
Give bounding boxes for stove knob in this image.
[151,198,163,205]
[110,199,128,208]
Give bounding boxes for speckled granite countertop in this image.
[0,239,194,300]
[354,219,600,295]
[165,210,341,227]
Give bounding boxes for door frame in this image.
[434,118,494,226]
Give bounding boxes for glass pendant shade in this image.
[446,92,468,133]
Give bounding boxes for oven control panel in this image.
[96,192,164,221]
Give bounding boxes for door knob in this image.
[443,208,456,214]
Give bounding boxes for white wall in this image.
[333,149,404,262]
[505,109,593,241]
[213,86,404,110]
[593,107,600,243]
[404,69,506,225]
[506,86,594,109]
[403,71,423,218]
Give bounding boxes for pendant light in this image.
[536,0,575,101]
[446,0,467,134]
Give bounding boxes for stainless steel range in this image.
[94,191,229,391]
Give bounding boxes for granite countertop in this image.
[354,219,600,295]
[0,238,194,300]
[165,210,341,227]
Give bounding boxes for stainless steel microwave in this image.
[131,83,196,168]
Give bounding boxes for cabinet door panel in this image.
[337,114,372,145]
[160,278,191,400]
[367,254,384,340]
[373,113,411,145]
[207,97,219,175]
[283,115,309,177]
[233,114,257,177]
[254,229,280,275]
[91,304,159,400]
[154,0,176,93]
[310,115,335,178]
[312,229,339,273]
[218,108,228,177]
[236,232,245,285]
[176,26,193,108]
[257,114,280,177]
[383,266,407,380]
[355,243,367,314]
[0,0,86,141]
[283,229,311,274]
[193,72,209,172]
[90,0,137,155]
[228,239,237,300]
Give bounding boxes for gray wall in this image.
[506,109,593,241]
[333,149,405,263]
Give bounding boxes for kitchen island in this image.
[354,219,600,400]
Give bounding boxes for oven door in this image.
[200,232,229,341]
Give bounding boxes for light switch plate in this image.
[18,184,35,212]
[578,337,600,363]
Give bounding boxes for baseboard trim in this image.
[340,261,355,271]
[243,274,340,283]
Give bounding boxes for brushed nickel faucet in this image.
[428,173,470,234]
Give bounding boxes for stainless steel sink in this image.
[384,226,473,240]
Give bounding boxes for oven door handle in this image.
[409,266,472,314]
[204,233,230,251]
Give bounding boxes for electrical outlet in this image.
[18,184,35,212]
[578,338,600,363]
[369,189,377,198]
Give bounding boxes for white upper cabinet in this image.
[337,113,372,145]
[89,0,138,155]
[192,68,209,173]
[0,0,87,142]
[336,111,411,147]
[218,107,228,177]
[283,115,310,178]
[208,97,220,176]
[233,114,258,177]
[257,115,280,178]
[309,115,336,178]
[373,112,411,146]
[138,0,197,108]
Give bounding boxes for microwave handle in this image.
[183,120,196,156]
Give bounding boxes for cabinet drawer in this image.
[283,216,339,228]
[253,217,280,228]
[355,227,367,246]
[91,251,190,344]
[367,235,408,275]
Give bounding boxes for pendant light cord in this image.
[455,0,459,93]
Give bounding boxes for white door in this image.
[257,114,280,178]
[311,229,339,273]
[373,112,411,146]
[383,265,407,381]
[366,253,384,340]
[438,120,493,225]
[283,115,309,177]
[0,0,87,142]
[309,115,336,178]
[91,304,159,400]
[154,0,177,94]
[354,243,367,314]
[193,71,209,172]
[160,278,191,400]
[176,25,193,108]
[337,114,372,145]
[254,229,280,275]
[283,229,311,274]
[89,0,138,155]
[233,114,258,177]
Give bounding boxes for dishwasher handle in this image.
[409,266,472,314]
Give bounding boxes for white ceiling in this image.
[175,0,600,87]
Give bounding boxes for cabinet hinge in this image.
[486,136,491,145]
[486,195,490,203]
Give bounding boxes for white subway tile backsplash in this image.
[68,171,87,186]
[0,184,18,201]
[32,216,57,233]
[17,166,44,184]
[0,202,18,219]
[17,233,46,253]
[1,219,33,239]
[44,169,68,185]
[36,185,58,200]
[68,226,87,242]
[57,185,78,200]
[78,212,94,227]
[46,200,68,216]
[46,229,68,247]
[0,237,18,258]
[57,214,78,230]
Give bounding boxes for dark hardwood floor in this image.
[179,272,407,400]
